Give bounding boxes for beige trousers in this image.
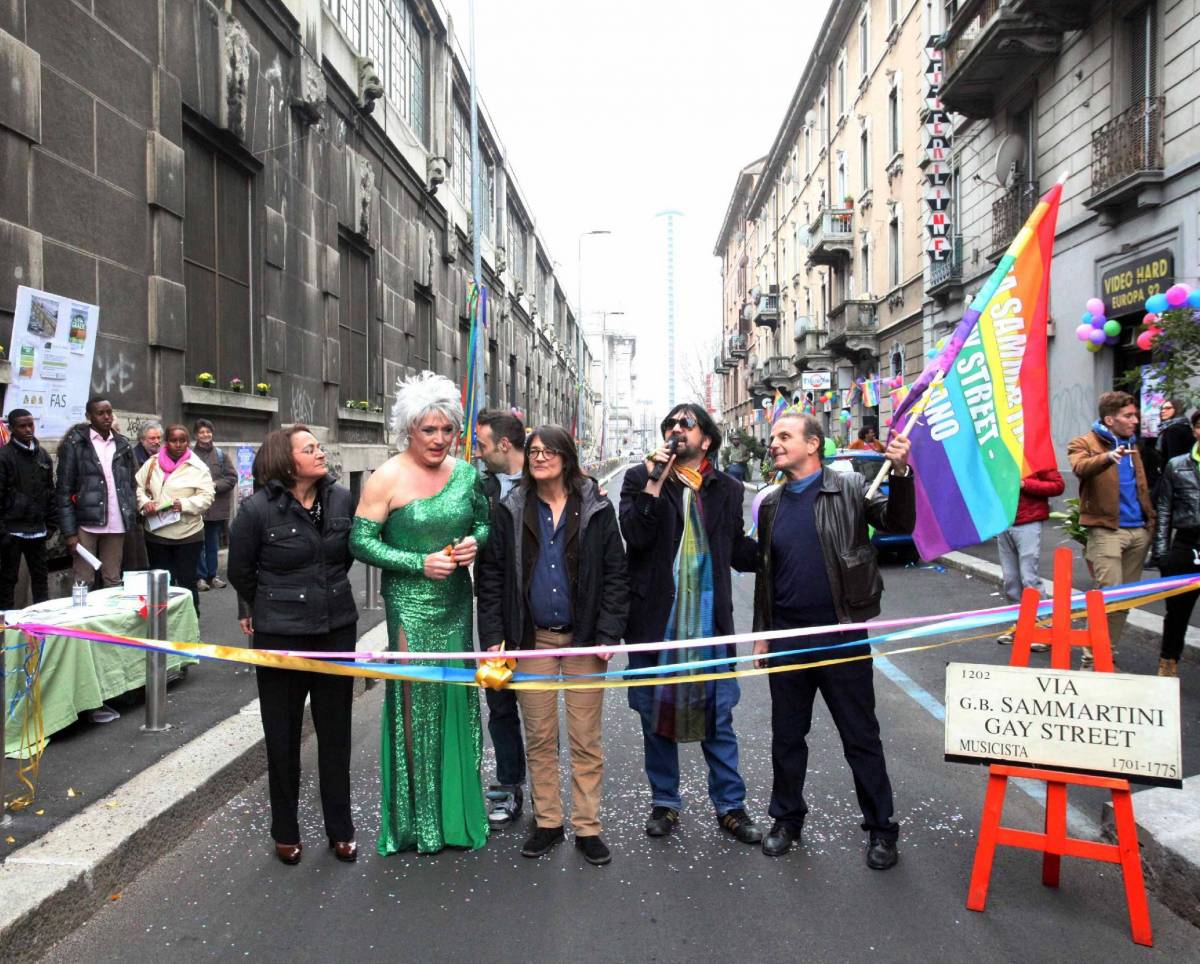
[1084,526,1151,647]
[516,629,606,835]
[73,530,126,588]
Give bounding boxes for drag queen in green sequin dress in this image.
[350,373,490,854]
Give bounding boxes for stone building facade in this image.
[927,0,1200,457]
[0,0,591,496]
[714,0,933,445]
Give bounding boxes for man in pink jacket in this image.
[996,467,1065,649]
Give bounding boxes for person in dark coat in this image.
[1151,409,1200,678]
[477,425,629,865]
[618,403,762,845]
[192,418,238,591]
[0,409,58,609]
[751,412,914,870]
[1157,399,1192,463]
[132,420,163,469]
[55,398,138,588]
[473,407,528,825]
[227,425,358,867]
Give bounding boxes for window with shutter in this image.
[338,239,371,401]
[1129,3,1157,108]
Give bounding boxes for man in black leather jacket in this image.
[751,412,914,870]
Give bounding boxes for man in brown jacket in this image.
[1067,391,1155,666]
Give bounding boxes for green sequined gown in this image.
[349,460,490,855]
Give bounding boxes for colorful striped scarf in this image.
[651,461,716,742]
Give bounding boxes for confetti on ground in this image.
[67,788,78,798]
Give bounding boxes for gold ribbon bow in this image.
[475,641,517,690]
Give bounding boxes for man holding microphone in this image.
[1067,391,1155,667]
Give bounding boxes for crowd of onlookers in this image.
[0,398,237,614]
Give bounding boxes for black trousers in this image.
[485,686,526,787]
[0,535,49,610]
[254,626,356,845]
[1160,536,1200,661]
[767,643,899,841]
[146,539,203,616]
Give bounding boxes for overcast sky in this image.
[442,0,824,415]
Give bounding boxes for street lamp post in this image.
[577,229,610,455]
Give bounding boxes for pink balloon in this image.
[1143,313,1158,327]
[1075,323,1093,341]
[1166,284,1190,307]
[1086,297,1105,317]
[1136,330,1155,351]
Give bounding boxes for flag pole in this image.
[864,371,941,499]
[462,0,484,462]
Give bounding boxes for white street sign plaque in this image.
[944,663,1182,787]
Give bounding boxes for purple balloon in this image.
[1086,297,1105,317]
[1091,313,1107,328]
[1166,284,1189,307]
[1105,334,1120,346]
[1088,328,1107,345]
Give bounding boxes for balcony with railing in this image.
[793,318,830,370]
[940,0,1090,118]
[1085,97,1166,216]
[751,291,780,330]
[807,207,854,266]
[990,180,1038,258]
[765,355,793,381]
[748,362,771,396]
[826,298,878,358]
[714,352,730,375]
[728,332,749,358]
[927,234,964,302]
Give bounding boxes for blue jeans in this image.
[725,463,746,483]
[628,677,747,815]
[197,520,225,581]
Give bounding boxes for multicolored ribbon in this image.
[6,574,1199,691]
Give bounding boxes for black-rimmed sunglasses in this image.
[661,414,698,432]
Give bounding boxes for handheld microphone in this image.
[649,436,680,482]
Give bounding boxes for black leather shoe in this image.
[645,806,679,837]
[761,821,801,856]
[521,825,565,858]
[718,809,763,844]
[866,836,898,870]
[575,834,612,865]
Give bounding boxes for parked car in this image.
[827,450,915,559]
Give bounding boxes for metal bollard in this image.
[1,640,9,826]
[364,565,382,611]
[142,569,171,732]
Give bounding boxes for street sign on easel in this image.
[952,547,1170,947]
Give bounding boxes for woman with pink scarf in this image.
[134,424,215,614]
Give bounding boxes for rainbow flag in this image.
[891,178,1063,560]
[888,384,909,411]
[861,376,880,408]
[770,388,788,423]
[461,282,487,461]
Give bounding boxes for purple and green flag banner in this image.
[890,179,1064,559]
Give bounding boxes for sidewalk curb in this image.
[938,550,1200,652]
[0,620,391,964]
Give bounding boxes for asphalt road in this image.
[41,472,1200,962]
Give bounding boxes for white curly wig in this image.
[391,371,463,450]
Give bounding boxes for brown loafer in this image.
[274,842,302,865]
[330,839,357,862]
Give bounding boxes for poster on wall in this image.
[236,445,256,503]
[1140,365,1165,438]
[3,286,100,439]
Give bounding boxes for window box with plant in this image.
[196,372,216,387]
[255,381,271,397]
[229,376,244,393]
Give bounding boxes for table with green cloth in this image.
[3,587,200,755]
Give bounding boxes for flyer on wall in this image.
[3,285,101,440]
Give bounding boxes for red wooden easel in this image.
[965,547,1152,946]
